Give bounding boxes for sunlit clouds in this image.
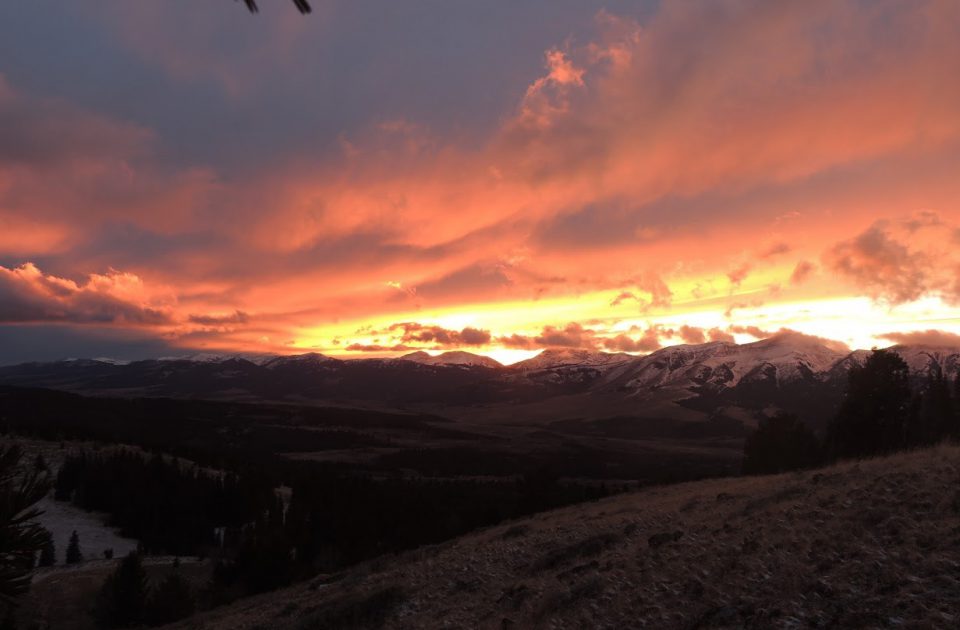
[1,1,959,362]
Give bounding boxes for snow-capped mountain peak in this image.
[886,345,960,378]
[400,351,502,369]
[160,352,280,366]
[612,333,848,394]
[511,348,633,371]
[262,352,335,369]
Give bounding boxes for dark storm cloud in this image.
[0,324,176,365]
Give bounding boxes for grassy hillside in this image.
[172,444,960,629]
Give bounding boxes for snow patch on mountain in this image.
[400,351,502,369]
[511,348,633,372]
[612,333,849,394]
[888,345,960,377]
[161,352,280,366]
[262,353,334,369]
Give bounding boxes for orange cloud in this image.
[346,343,414,353]
[387,323,492,347]
[603,328,661,352]
[678,325,706,344]
[824,222,931,304]
[729,325,774,340]
[879,329,960,347]
[726,264,752,288]
[0,73,217,253]
[790,261,815,285]
[610,291,638,307]
[759,243,791,259]
[0,263,172,325]
[534,322,595,349]
[3,2,960,362]
[727,327,851,353]
[707,328,736,343]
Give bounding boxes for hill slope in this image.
[174,445,960,629]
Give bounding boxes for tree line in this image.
[95,553,195,628]
[50,448,607,625]
[743,349,960,474]
[55,450,273,556]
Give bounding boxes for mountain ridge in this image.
[400,350,503,369]
[1,334,956,429]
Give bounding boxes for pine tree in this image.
[0,445,51,611]
[913,371,953,445]
[954,372,960,434]
[65,530,83,564]
[828,349,913,458]
[147,571,195,625]
[38,530,56,567]
[95,552,149,627]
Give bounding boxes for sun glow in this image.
[285,286,960,361]
[2,1,960,365]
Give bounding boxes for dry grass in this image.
[171,444,960,629]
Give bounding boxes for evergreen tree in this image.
[827,349,913,458]
[913,370,955,444]
[0,445,51,614]
[147,572,195,625]
[38,529,56,567]
[954,372,960,431]
[95,552,149,627]
[65,530,83,564]
[742,412,822,474]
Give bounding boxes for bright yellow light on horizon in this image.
[289,281,960,362]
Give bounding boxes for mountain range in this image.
[2,332,957,432]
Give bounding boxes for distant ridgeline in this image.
[1,335,958,433]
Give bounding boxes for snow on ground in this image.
[35,495,138,565]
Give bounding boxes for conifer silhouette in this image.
[0,445,50,611]
[65,530,83,564]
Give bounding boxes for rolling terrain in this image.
[171,444,960,629]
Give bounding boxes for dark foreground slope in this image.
[174,444,960,629]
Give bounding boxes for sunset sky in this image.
[1,0,959,364]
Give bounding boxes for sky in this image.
[1,0,960,365]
